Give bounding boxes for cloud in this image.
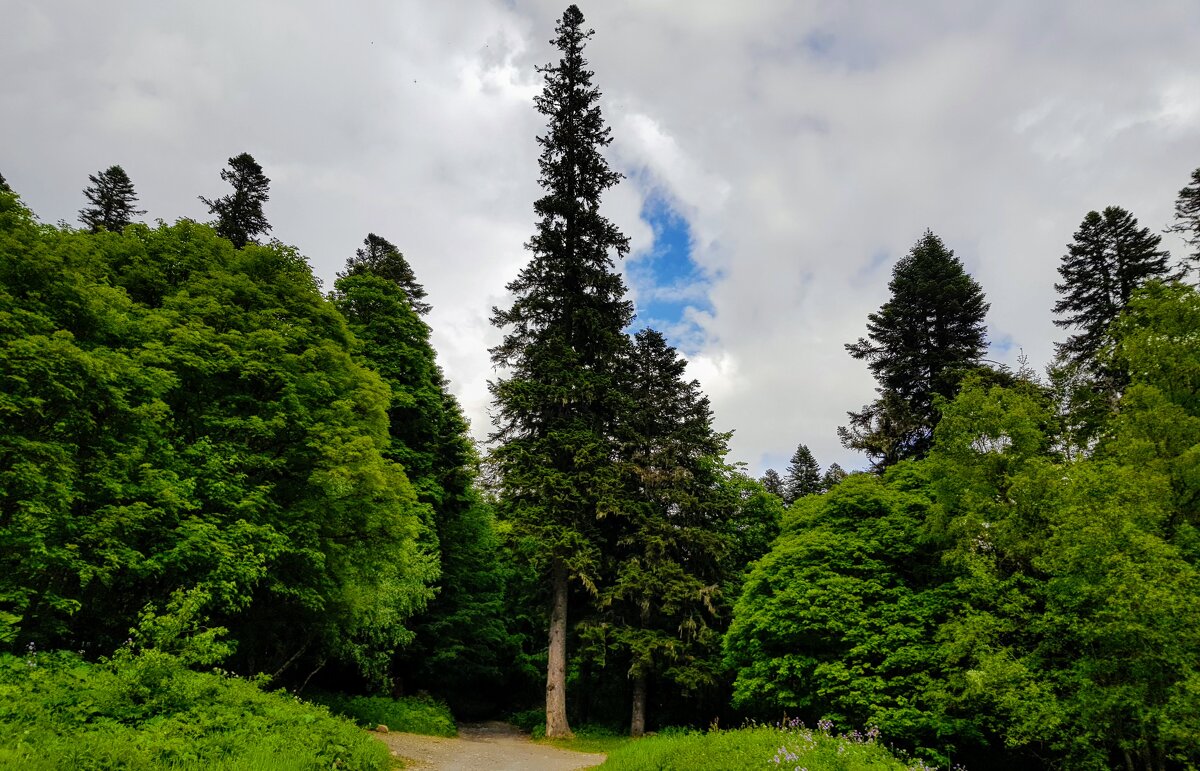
[3,0,1199,475]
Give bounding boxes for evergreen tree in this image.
[783,443,822,504]
[603,329,730,736]
[1053,207,1174,378]
[342,233,431,315]
[488,4,632,739]
[0,171,10,193]
[332,261,511,707]
[840,230,989,468]
[1168,166,1200,271]
[819,462,847,492]
[78,165,145,232]
[200,153,271,248]
[760,468,784,498]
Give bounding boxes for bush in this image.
[508,707,545,735]
[311,691,456,737]
[599,722,932,771]
[0,649,390,770]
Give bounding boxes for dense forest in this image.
[3,5,1200,771]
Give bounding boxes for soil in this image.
[375,721,607,771]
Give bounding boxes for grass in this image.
[594,723,936,771]
[0,648,392,770]
[307,691,457,737]
[534,724,635,755]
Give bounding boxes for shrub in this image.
[310,691,456,737]
[0,648,390,770]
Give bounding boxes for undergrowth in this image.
[309,691,456,737]
[598,721,940,771]
[0,648,391,770]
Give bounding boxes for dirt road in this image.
[376,721,607,771]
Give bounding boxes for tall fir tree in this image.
[488,4,632,739]
[840,230,989,469]
[1053,207,1175,375]
[0,171,10,193]
[601,329,731,736]
[78,165,145,233]
[760,468,784,498]
[342,233,431,315]
[782,443,822,504]
[200,153,271,248]
[1168,166,1200,272]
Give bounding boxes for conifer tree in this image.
[488,4,632,738]
[1053,206,1174,374]
[1168,167,1200,273]
[332,264,510,704]
[603,329,731,736]
[342,233,431,315]
[760,468,784,498]
[200,153,271,248]
[0,171,10,193]
[783,443,822,504]
[840,230,989,468]
[78,165,145,232]
[820,462,847,492]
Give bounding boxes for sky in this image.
[3,0,1199,475]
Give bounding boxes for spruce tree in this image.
[78,165,145,232]
[782,443,822,504]
[0,171,10,193]
[1168,167,1200,272]
[200,153,271,248]
[840,230,989,468]
[488,4,632,738]
[342,233,431,315]
[1053,206,1174,373]
[760,468,784,498]
[604,329,730,736]
[820,462,847,491]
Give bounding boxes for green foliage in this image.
[309,691,456,737]
[842,230,989,468]
[598,724,919,771]
[0,198,435,685]
[342,233,431,315]
[333,265,513,707]
[724,473,967,750]
[0,648,390,770]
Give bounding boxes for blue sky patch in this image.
[627,193,712,354]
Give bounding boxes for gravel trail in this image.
[376,721,606,771]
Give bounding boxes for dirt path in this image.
[376,721,607,771]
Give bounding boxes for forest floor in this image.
[376,720,607,771]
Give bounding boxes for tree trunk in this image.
[545,558,573,738]
[630,673,647,737]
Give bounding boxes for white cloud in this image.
[3,0,1199,474]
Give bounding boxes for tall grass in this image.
[599,722,939,771]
